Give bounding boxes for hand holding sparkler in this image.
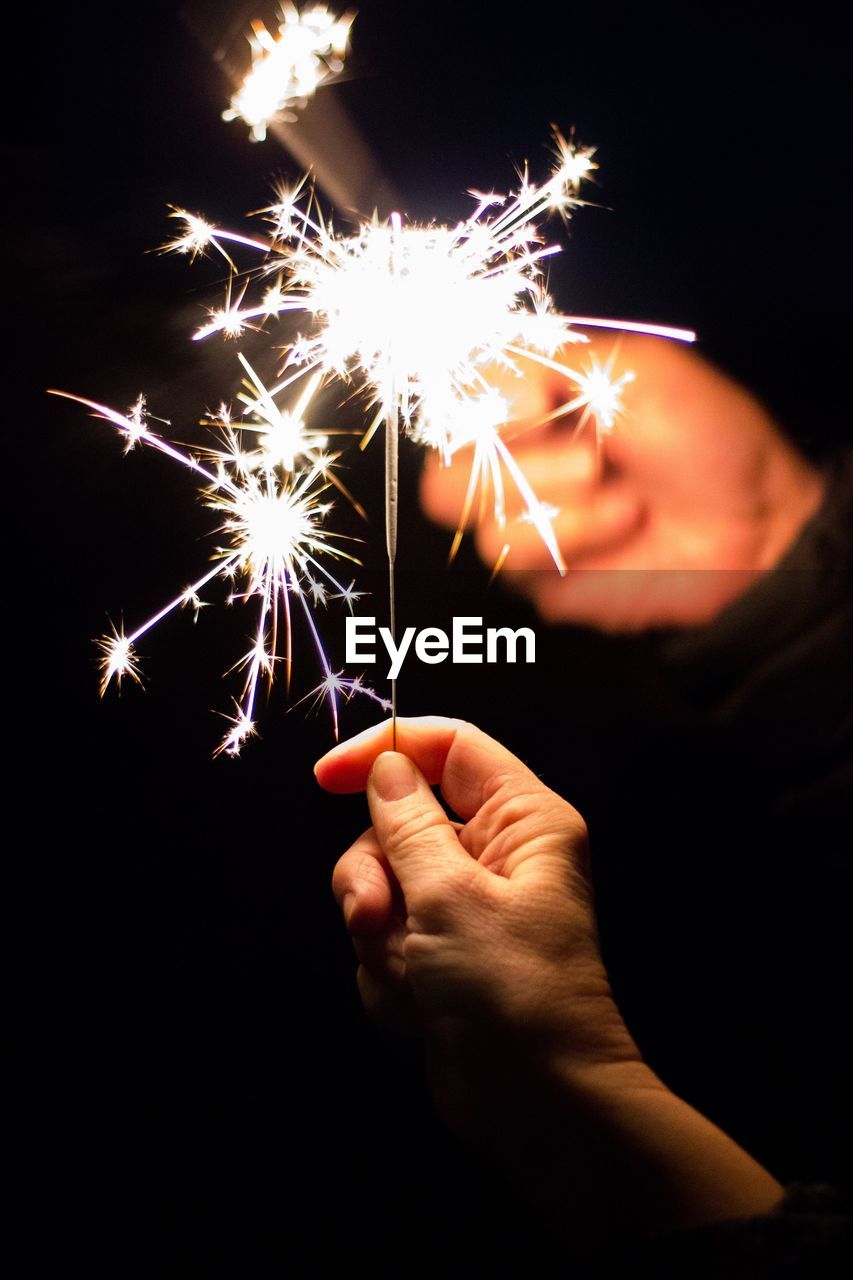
[422,335,826,628]
[317,716,783,1247]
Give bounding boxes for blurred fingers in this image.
[475,485,644,571]
[524,565,764,630]
[420,437,599,531]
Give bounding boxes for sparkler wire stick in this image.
[385,395,398,749]
[385,211,401,748]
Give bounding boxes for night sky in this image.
[19,2,852,1266]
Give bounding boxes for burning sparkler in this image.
[223,4,355,141]
[172,132,693,661]
[56,128,694,754]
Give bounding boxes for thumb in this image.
[367,751,478,903]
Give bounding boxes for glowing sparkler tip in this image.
[263,281,287,313]
[574,358,637,432]
[164,208,217,259]
[333,580,365,609]
[215,707,256,757]
[551,128,598,191]
[123,395,150,452]
[262,176,311,239]
[297,670,392,716]
[96,626,143,696]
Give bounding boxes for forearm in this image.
[441,1037,783,1253]
[552,1058,784,1241]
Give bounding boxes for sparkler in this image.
[168,131,692,739]
[56,129,694,754]
[223,4,354,141]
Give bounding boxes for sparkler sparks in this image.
[223,4,355,141]
[97,624,144,696]
[175,132,693,579]
[49,386,378,756]
[295,671,392,716]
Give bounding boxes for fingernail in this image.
[370,752,418,802]
[343,893,357,926]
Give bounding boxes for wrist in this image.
[427,1010,782,1248]
[546,1027,660,1107]
[537,963,649,1087]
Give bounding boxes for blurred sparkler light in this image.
[223,4,354,141]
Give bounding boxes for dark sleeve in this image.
[657,446,853,721]
[655,446,853,828]
[604,452,853,1278]
[584,1184,853,1279]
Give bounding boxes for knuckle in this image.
[349,849,387,888]
[490,789,540,830]
[556,799,588,849]
[489,778,577,833]
[483,783,588,875]
[383,802,446,851]
[401,929,441,967]
[538,789,587,843]
[408,861,481,923]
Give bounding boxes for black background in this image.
[18,1,851,1267]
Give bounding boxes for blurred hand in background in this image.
[420,335,825,629]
